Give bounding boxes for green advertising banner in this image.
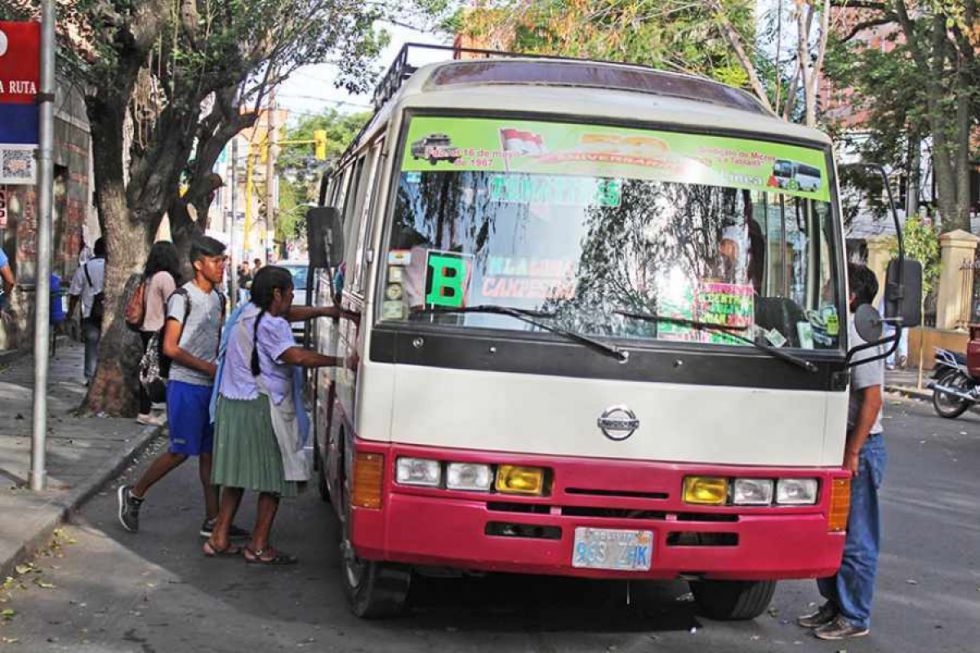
[402,116,831,202]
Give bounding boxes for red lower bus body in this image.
[349,439,848,581]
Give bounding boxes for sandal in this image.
[243,546,298,565]
[203,540,242,557]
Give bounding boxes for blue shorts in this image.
[166,380,214,456]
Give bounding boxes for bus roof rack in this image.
[330,43,771,171]
[370,42,771,116]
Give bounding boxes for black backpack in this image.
[83,261,105,325]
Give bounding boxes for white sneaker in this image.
[136,413,166,426]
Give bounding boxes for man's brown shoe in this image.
[797,601,837,628]
[813,615,869,640]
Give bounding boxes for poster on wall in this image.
[0,21,40,185]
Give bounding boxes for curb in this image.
[885,384,932,402]
[0,422,165,579]
[886,384,980,415]
[0,348,29,367]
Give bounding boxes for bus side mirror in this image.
[306,207,344,269]
[854,303,883,343]
[884,259,922,328]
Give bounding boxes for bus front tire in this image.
[690,579,776,621]
[342,550,412,619]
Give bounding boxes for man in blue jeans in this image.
[798,262,885,640]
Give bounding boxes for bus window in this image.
[351,140,385,294]
[377,115,842,350]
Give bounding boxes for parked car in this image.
[281,260,310,342]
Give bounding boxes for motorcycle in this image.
[929,327,980,418]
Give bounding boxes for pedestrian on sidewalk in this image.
[203,265,355,563]
[0,245,16,323]
[237,260,252,303]
[67,237,106,384]
[798,262,885,641]
[49,272,66,355]
[118,236,246,541]
[136,241,180,426]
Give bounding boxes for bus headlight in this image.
[732,478,774,505]
[495,465,547,495]
[395,457,441,487]
[776,478,819,505]
[446,463,493,491]
[683,476,728,505]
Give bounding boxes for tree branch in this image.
[839,15,897,42]
[707,0,774,112]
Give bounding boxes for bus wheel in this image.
[341,541,412,618]
[690,579,776,621]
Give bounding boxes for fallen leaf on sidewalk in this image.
[13,564,33,576]
[1,608,15,620]
[906,579,918,585]
[0,637,19,643]
[35,579,56,589]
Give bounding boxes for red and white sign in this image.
[0,21,40,183]
[500,128,547,155]
[0,21,40,103]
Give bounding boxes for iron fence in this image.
[959,253,980,328]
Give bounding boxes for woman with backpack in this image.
[135,241,180,425]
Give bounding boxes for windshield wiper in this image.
[414,304,628,362]
[614,310,817,373]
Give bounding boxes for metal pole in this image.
[265,91,278,263]
[30,0,56,491]
[229,138,238,308]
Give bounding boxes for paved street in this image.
[0,395,977,652]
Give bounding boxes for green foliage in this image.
[276,108,370,244]
[823,2,979,231]
[455,0,755,86]
[891,215,941,298]
[824,32,928,176]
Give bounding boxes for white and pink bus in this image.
[304,46,918,620]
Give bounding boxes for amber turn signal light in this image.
[828,478,851,532]
[352,452,384,509]
[496,465,547,495]
[683,476,728,505]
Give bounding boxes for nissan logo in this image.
[597,405,639,441]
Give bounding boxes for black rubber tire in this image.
[690,579,777,621]
[932,369,971,419]
[343,557,413,619]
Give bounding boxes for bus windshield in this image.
[379,116,842,351]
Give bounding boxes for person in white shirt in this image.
[68,237,106,383]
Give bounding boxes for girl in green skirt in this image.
[205,266,354,564]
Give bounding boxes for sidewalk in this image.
[0,339,163,577]
[885,366,931,400]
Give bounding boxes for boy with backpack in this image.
[68,237,106,384]
[118,236,246,540]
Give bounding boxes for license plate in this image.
[571,527,653,571]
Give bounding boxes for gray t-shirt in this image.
[166,282,223,386]
[847,320,884,435]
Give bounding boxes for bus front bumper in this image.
[349,441,848,581]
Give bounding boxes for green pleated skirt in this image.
[212,395,298,497]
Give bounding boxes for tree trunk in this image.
[952,62,972,233]
[83,95,152,416]
[797,2,813,127]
